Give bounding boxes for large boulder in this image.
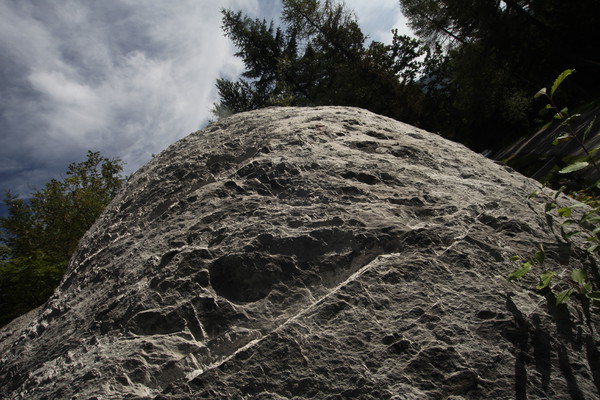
[0,106,598,399]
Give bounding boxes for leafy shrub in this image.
[509,70,600,305]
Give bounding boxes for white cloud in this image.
[0,0,406,196]
[0,0,261,194]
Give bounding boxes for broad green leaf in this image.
[551,69,575,97]
[557,207,572,217]
[536,271,556,289]
[570,269,587,284]
[559,161,589,174]
[583,117,596,142]
[508,262,532,281]
[556,288,574,305]
[585,291,600,301]
[528,191,540,199]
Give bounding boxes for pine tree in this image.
[213,0,427,125]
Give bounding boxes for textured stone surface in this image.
[0,106,599,399]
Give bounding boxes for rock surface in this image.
[1,106,599,399]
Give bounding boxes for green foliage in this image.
[534,69,600,186]
[507,260,532,281]
[551,69,576,97]
[0,252,66,326]
[213,0,427,125]
[508,245,543,282]
[536,271,557,290]
[398,0,600,151]
[509,70,600,307]
[0,151,125,327]
[509,241,599,305]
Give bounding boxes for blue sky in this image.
[0,0,411,197]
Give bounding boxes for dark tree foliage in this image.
[399,0,600,150]
[213,0,428,126]
[0,151,125,327]
[216,0,599,152]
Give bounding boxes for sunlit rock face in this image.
[1,106,599,400]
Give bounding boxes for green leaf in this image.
[536,271,556,289]
[508,261,532,281]
[583,209,600,219]
[534,88,548,99]
[584,215,600,224]
[589,144,600,155]
[585,291,600,301]
[552,134,572,145]
[563,113,581,125]
[559,161,589,174]
[557,207,572,217]
[533,246,545,264]
[560,219,577,226]
[583,117,596,142]
[545,202,557,212]
[565,230,584,239]
[510,255,521,261]
[528,191,540,199]
[556,288,574,305]
[551,69,575,97]
[570,269,587,284]
[569,202,588,209]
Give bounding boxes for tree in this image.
[213,0,427,125]
[0,151,125,327]
[398,0,600,151]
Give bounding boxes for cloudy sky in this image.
[0,0,411,197]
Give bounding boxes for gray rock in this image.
[1,106,599,399]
